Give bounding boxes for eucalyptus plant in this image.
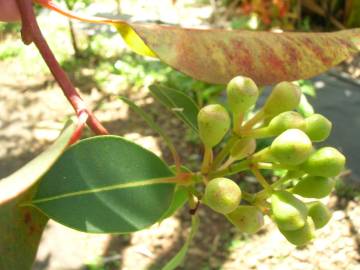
[0,0,358,269]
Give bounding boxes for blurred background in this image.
[0,0,360,269]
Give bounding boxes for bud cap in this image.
[230,139,256,161]
[271,190,308,231]
[293,175,335,199]
[227,205,264,234]
[280,217,315,246]
[270,129,313,165]
[306,201,332,229]
[301,147,345,177]
[305,114,332,142]
[263,82,301,116]
[227,76,259,114]
[198,104,231,147]
[268,111,306,135]
[204,178,241,214]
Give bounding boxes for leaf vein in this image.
[32,176,175,205]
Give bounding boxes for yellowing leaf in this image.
[114,22,156,57]
[37,1,360,85]
[124,24,359,85]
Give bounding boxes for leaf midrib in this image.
[31,176,176,205]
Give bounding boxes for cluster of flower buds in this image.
[197,76,345,246]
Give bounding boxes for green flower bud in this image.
[271,191,308,231]
[270,129,313,165]
[292,175,335,199]
[268,111,306,135]
[230,139,256,161]
[301,147,346,177]
[198,104,231,147]
[204,178,241,214]
[263,82,301,116]
[280,217,315,246]
[305,114,332,142]
[306,201,332,229]
[227,76,259,115]
[227,205,264,234]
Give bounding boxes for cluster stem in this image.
[201,146,213,174]
[250,166,272,193]
[238,109,266,133]
[232,112,244,134]
[209,159,250,178]
[212,136,238,169]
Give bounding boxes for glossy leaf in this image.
[30,136,176,234]
[160,165,192,221]
[149,84,199,133]
[0,122,76,270]
[162,215,200,270]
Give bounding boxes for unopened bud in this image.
[306,201,332,229]
[270,129,313,165]
[263,82,301,116]
[293,175,334,199]
[268,111,306,135]
[301,147,345,177]
[305,114,332,142]
[227,76,259,115]
[204,178,241,214]
[198,104,231,147]
[227,205,264,234]
[230,139,256,161]
[271,190,308,231]
[280,217,315,246]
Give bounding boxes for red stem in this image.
[68,112,89,145]
[34,0,114,24]
[16,0,108,137]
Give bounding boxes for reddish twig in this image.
[16,0,109,139]
[68,112,89,145]
[34,0,114,24]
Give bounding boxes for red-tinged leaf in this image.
[125,24,360,85]
[37,1,360,85]
[0,191,48,270]
[0,122,76,270]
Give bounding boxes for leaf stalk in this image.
[16,0,108,143]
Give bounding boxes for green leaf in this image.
[120,96,179,165]
[149,84,199,133]
[0,122,76,270]
[161,215,200,270]
[160,165,193,221]
[346,1,360,28]
[30,136,176,234]
[160,186,188,221]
